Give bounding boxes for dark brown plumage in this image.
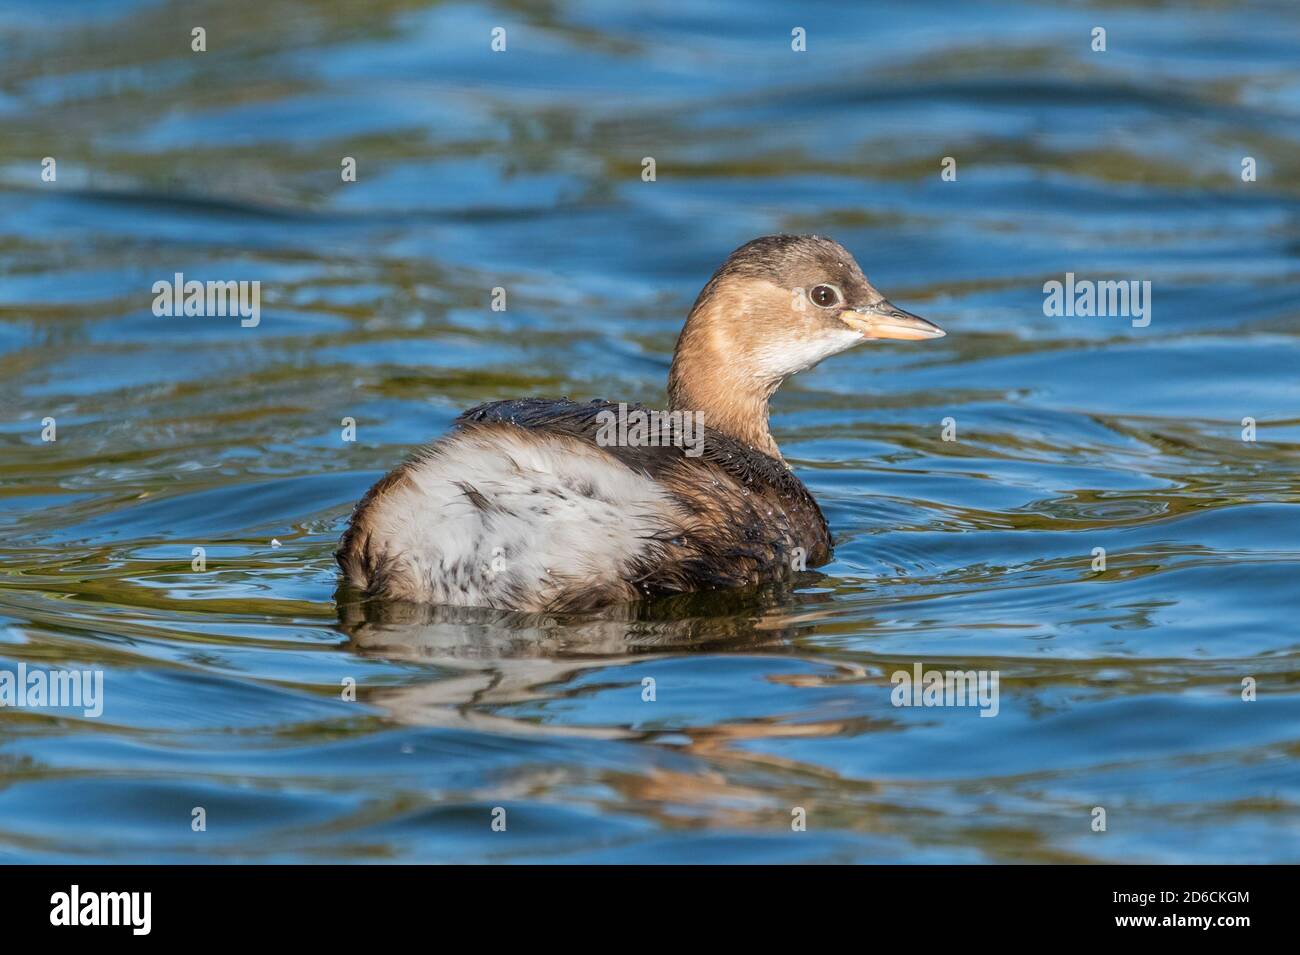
[460,397,831,599]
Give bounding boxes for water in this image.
[1,0,1298,863]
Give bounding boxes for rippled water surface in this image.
[2,0,1298,863]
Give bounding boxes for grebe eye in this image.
[810,284,840,308]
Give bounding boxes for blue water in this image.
[1,0,1298,862]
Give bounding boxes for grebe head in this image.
[667,235,944,457]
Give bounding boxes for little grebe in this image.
[338,235,944,611]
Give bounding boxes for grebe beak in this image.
[842,302,945,341]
